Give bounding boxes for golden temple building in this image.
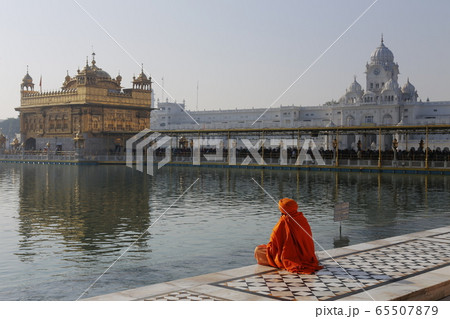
[15,53,152,154]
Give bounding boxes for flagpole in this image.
[161,77,164,102]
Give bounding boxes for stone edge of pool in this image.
[83,226,450,301]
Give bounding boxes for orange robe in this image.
[265,207,323,274]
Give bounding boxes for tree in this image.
[323,99,338,106]
[0,117,20,140]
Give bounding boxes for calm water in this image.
[0,163,449,300]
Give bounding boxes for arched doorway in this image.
[346,115,355,126]
[25,138,36,150]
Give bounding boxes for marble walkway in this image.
[85,226,450,301]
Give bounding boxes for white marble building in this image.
[150,37,450,150]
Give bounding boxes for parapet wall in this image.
[20,86,150,108]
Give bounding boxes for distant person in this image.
[254,198,323,274]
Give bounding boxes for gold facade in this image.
[15,54,152,153]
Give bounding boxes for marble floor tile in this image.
[212,234,450,301]
[89,228,450,301]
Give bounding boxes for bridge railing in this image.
[1,151,449,169]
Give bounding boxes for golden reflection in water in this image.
[16,165,151,261]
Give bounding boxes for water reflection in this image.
[0,164,448,300]
[14,166,450,255]
[16,165,151,261]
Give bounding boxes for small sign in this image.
[334,202,349,222]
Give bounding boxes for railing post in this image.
[378,128,382,168]
[227,131,230,164]
[425,126,429,169]
[335,131,339,167]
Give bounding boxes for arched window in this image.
[346,115,355,126]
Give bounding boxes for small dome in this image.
[65,71,71,82]
[136,71,148,81]
[370,37,394,65]
[22,72,33,84]
[347,77,362,92]
[133,66,151,90]
[21,67,34,90]
[401,78,416,95]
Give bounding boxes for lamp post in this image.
[332,138,338,166]
[392,138,398,166]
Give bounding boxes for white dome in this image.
[347,77,362,93]
[401,78,416,95]
[370,37,394,65]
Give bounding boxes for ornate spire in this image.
[92,51,96,66]
[133,64,151,90]
[21,65,34,91]
[381,33,384,44]
[116,70,122,85]
[65,70,71,83]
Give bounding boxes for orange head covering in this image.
[264,197,323,274]
[278,198,298,215]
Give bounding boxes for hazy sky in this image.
[1,0,450,119]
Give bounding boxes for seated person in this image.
[254,198,323,274]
